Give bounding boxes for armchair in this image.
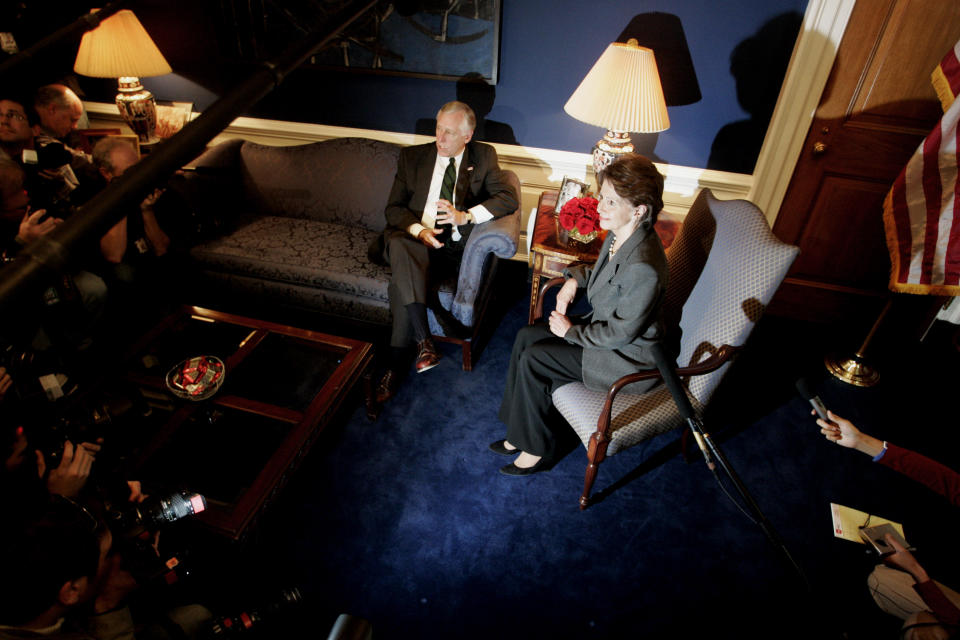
[535,188,799,509]
[429,170,521,370]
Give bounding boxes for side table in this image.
[528,190,606,323]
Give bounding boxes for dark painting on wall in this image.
[213,0,502,84]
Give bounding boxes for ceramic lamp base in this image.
[116,76,159,144]
[592,130,634,176]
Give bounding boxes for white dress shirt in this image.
[407,150,494,241]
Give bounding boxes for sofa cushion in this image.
[191,216,390,305]
[238,138,401,232]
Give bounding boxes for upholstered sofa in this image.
[180,136,521,369]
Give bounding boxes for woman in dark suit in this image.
[494,153,669,475]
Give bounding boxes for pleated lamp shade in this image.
[564,40,669,133]
[74,9,171,144]
[564,39,669,174]
[74,10,171,78]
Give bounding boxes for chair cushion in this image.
[553,382,703,456]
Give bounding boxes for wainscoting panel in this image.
[85,102,753,263]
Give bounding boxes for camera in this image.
[105,489,207,593]
[22,142,73,171]
[207,587,303,637]
[25,399,112,470]
[20,143,79,220]
[107,489,208,538]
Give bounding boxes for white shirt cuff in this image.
[468,204,493,224]
[408,223,427,238]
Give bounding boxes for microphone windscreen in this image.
[795,378,815,400]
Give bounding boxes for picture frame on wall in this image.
[213,0,502,83]
[555,176,589,214]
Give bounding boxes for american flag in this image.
[882,39,960,296]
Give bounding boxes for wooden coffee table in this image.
[122,306,374,541]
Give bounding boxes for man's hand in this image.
[38,439,101,498]
[555,278,579,316]
[126,480,147,503]
[140,187,165,211]
[435,199,468,227]
[883,534,930,583]
[17,209,61,243]
[418,228,444,249]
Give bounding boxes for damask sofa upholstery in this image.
[181,136,521,368]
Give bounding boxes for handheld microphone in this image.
[650,341,715,470]
[795,378,831,422]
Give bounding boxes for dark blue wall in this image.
[100,0,807,171]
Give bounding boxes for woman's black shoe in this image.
[488,440,520,456]
[499,458,548,476]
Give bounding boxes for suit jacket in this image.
[563,224,669,393]
[369,140,517,262]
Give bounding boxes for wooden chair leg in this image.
[461,341,472,371]
[580,434,609,510]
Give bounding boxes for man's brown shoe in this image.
[376,369,399,404]
[414,338,441,373]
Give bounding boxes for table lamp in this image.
[74,9,172,144]
[564,38,669,176]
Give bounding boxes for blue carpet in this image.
[229,280,959,639]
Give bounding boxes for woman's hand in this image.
[555,278,578,315]
[549,310,572,337]
[816,410,884,457]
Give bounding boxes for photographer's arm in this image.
[100,218,127,264]
[141,191,170,257]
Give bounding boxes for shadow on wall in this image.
[708,11,803,175]
[616,12,702,164]
[415,72,518,145]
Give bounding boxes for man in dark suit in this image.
[371,101,517,404]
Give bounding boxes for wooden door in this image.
[770,0,960,325]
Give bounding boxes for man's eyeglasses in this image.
[0,110,27,122]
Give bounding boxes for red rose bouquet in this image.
[558,196,600,243]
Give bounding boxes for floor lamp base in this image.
[824,354,880,387]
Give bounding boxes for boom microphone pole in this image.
[650,341,810,589]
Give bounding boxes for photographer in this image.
[0,497,137,640]
[0,495,210,640]
[0,91,90,220]
[1,155,107,354]
[817,410,960,640]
